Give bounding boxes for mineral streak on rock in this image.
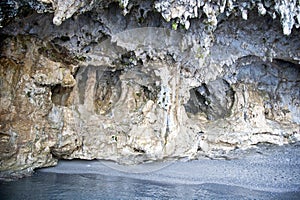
[0,1,300,179]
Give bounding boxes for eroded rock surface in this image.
[0,1,299,179]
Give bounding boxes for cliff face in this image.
[0,0,299,179]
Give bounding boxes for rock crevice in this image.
[0,1,299,179]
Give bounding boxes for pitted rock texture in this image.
[1,0,300,35]
[0,1,300,179]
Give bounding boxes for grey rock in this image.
[0,1,299,179]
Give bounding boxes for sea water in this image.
[1,144,300,199]
[1,171,299,200]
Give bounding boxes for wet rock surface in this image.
[0,0,299,179]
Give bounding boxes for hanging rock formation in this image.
[0,0,299,179]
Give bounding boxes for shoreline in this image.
[38,144,300,193]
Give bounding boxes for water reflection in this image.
[1,172,299,200]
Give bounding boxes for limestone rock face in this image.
[0,36,63,178]
[0,1,299,179]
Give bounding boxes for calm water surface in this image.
[1,172,299,200]
[2,144,300,199]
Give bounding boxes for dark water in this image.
[1,172,299,200]
[2,143,300,199]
